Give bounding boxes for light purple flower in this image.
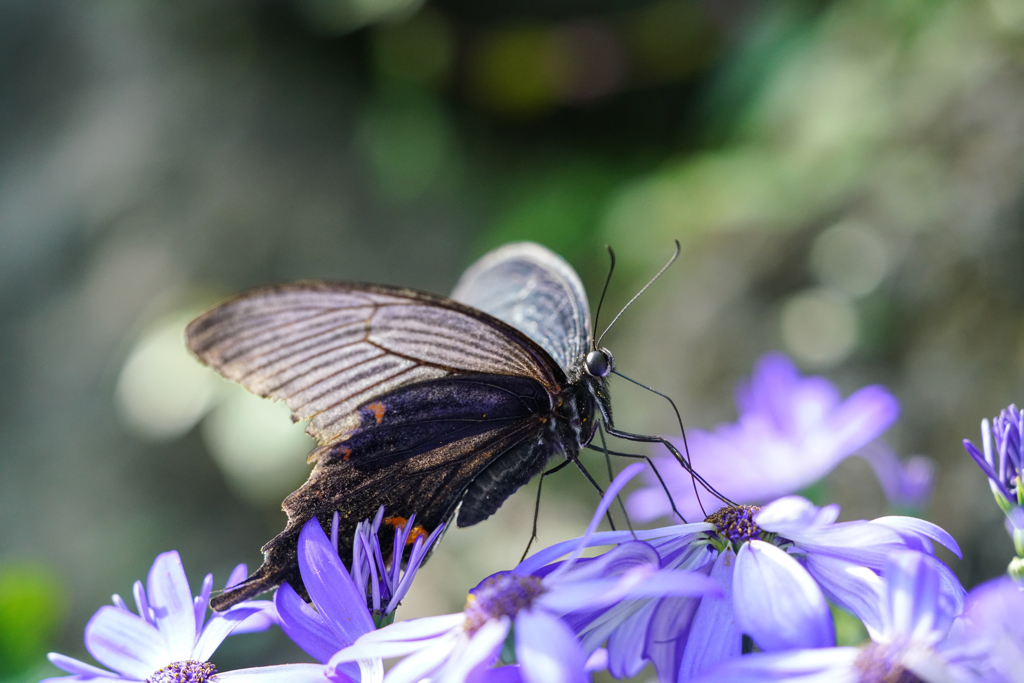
[43,552,275,683]
[690,551,980,683]
[331,464,721,683]
[955,575,1024,682]
[627,352,925,521]
[539,495,961,681]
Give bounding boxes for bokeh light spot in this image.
[201,387,313,506]
[781,288,858,368]
[116,313,219,441]
[810,220,889,297]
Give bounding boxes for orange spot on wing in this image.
[367,402,386,424]
[384,516,430,546]
[339,447,351,461]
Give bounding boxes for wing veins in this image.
[240,337,368,385]
[218,315,368,367]
[268,346,388,399]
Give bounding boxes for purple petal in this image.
[367,634,456,683]
[40,676,104,683]
[468,665,524,683]
[515,611,587,683]
[553,541,660,583]
[871,516,962,559]
[193,606,264,662]
[354,613,463,644]
[146,551,197,658]
[802,554,884,636]
[644,595,701,682]
[228,602,277,635]
[857,443,934,507]
[195,574,214,634]
[333,615,463,662]
[225,565,248,591]
[275,582,341,664]
[296,518,375,644]
[734,541,833,651]
[133,582,151,625]
[820,385,900,459]
[690,647,860,683]
[47,654,118,678]
[882,551,956,645]
[548,463,646,578]
[212,664,332,683]
[516,524,712,576]
[603,603,652,678]
[754,497,838,535]
[440,618,508,683]
[677,550,741,680]
[963,439,1011,500]
[85,606,169,678]
[773,520,906,568]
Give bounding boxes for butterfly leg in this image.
[602,425,737,510]
[570,457,618,533]
[585,443,690,523]
[520,459,573,562]
[596,423,635,535]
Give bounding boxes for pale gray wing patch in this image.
[451,242,591,374]
[187,283,556,446]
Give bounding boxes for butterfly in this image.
[188,241,689,610]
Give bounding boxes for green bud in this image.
[1008,557,1024,585]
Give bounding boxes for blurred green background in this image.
[3,0,1024,679]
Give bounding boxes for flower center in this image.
[706,505,763,549]
[463,572,545,635]
[854,643,925,683]
[146,661,217,683]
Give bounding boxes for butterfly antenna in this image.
[610,369,734,511]
[591,246,616,351]
[596,241,680,348]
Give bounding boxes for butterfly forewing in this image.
[187,282,563,446]
[452,242,591,374]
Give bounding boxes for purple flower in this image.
[346,508,444,624]
[956,575,1024,682]
[330,464,721,683]
[43,552,275,683]
[690,551,981,683]
[627,352,925,521]
[538,495,961,681]
[963,404,1024,555]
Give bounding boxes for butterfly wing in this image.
[187,282,569,608]
[212,373,556,610]
[187,282,564,445]
[451,242,592,374]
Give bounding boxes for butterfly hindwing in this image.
[452,242,591,374]
[209,374,553,609]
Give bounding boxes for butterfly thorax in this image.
[555,367,609,455]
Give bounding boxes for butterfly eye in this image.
[585,349,613,378]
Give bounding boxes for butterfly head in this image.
[584,348,614,378]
